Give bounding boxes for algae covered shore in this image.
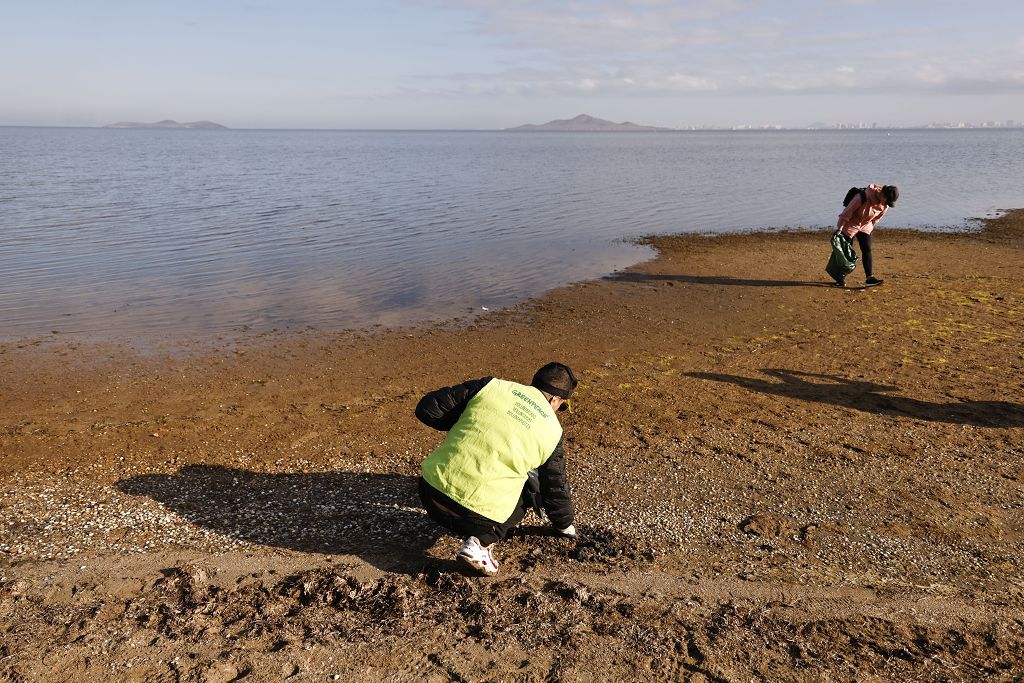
[1,212,1022,681]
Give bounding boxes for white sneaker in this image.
[457,536,499,576]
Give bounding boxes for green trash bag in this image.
[825,232,858,283]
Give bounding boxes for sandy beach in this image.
[2,211,1022,681]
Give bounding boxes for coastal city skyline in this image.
[677,119,1024,131]
[3,1,1023,130]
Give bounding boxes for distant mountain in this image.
[102,120,227,129]
[506,114,673,132]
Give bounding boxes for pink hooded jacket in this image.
[837,184,889,238]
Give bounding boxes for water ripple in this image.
[0,128,1021,341]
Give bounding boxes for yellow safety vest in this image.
[421,378,563,522]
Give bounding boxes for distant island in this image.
[506,114,672,132]
[102,120,227,129]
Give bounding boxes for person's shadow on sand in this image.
[687,369,1024,428]
[116,466,451,575]
[604,272,833,288]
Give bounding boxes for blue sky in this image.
[2,0,1022,128]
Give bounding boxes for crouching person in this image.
[415,362,578,576]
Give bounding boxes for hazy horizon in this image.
[5,118,1024,132]
[3,1,1023,130]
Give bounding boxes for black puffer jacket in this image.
[415,376,575,529]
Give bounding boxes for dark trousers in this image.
[418,477,528,546]
[855,232,873,278]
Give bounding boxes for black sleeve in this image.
[414,376,492,432]
[538,438,575,529]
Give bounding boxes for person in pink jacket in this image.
[835,184,899,287]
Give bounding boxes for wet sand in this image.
[2,212,1023,681]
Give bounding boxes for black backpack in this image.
[842,186,867,207]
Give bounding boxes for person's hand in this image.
[556,524,577,538]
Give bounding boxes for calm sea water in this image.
[2,127,1022,341]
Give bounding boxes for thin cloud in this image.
[402,0,1024,98]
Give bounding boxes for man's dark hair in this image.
[531,362,577,399]
[882,185,899,207]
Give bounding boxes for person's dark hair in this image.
[882,185,899,207]
[531,362,577,399]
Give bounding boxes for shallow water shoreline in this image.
[0,216,1005,353]
[6,125,1024,345]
